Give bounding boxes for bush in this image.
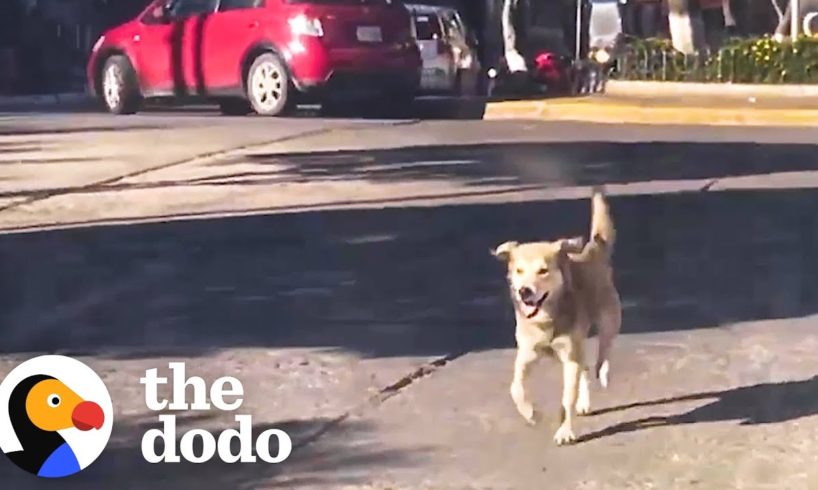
[613,36,818,84]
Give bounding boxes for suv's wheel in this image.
[218,98,252,116]
[246,53,293,116]
[101,55,141,115]
[378,92,415,118]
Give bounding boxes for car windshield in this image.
[413,14,441,40]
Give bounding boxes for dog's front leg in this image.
[510,346,539,425]
[553,341,583,445]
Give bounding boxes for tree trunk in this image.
[723,0,737,28]
[774,0,791,37]
[667,0,706,53]
[501,0,527,72]
[774,0,818,38]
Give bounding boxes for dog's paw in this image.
[553,424,577,446]
[515,402,539,426]
[576,398,592,416]
[597,360,610,389]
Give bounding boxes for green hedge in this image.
[613,36,818,84]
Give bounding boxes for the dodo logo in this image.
[0,355,113,478]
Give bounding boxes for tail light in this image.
[289,14,323,37]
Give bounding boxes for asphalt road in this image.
[1,108,818,489]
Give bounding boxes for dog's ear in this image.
[491,241,518,262]
[560,236,585,254]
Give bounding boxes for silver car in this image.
[407,4,480,95]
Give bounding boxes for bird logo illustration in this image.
[0,356,113,478]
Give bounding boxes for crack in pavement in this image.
[700,178,718,192]
[293,351,462,451]
[0,120,418,215]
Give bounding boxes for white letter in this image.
[141,414,180,463]
[140,368,168,411]
[179,429,217,464]
[256,428,292,463]
[210,377,244,412]
[168,362,211,411]
[217,415,257,463]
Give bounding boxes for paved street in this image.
[1,108,818,489]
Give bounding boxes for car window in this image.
[169,0,219,17]
[413,14,441,40]
[219,0,264,11]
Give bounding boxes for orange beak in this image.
[72,401,104,431]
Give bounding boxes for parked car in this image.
[87,0,421,116]
[406,4,480,95]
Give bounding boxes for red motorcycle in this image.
[486,50,575,97]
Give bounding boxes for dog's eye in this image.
[515,268,524,275]
[537,268,548,275]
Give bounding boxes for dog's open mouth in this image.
[520,292,549,318]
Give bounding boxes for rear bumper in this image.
[295,69,420,100]
[287,37,420,99]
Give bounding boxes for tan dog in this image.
[492,189,621,445]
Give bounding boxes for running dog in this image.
[492,189,621,445]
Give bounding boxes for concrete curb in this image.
[483,98,818,126]
[604,80,818,98]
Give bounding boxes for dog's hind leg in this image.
[576,366,592,415]
[595,302,621,389]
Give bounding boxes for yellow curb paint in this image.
[483,99,818,126]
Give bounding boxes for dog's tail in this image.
[590,186,615,254]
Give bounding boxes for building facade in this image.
[0,0,145,94]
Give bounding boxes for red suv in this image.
[87,0,421,116]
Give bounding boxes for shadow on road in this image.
[230,141,818,188]
[0,410,426,489]
[3,139,818,199]
[1,185,817,358]
[580,375,818,443]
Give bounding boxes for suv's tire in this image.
[218,98,252,116]
[246,53,293,116]
[378,92,415,118]
[101,55,141,115]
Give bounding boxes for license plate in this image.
[356,26,382,43]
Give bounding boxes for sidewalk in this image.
[484,87,818,126]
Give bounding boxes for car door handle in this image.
[249,21,259,28]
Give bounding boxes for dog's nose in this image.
[518,287,534,302]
